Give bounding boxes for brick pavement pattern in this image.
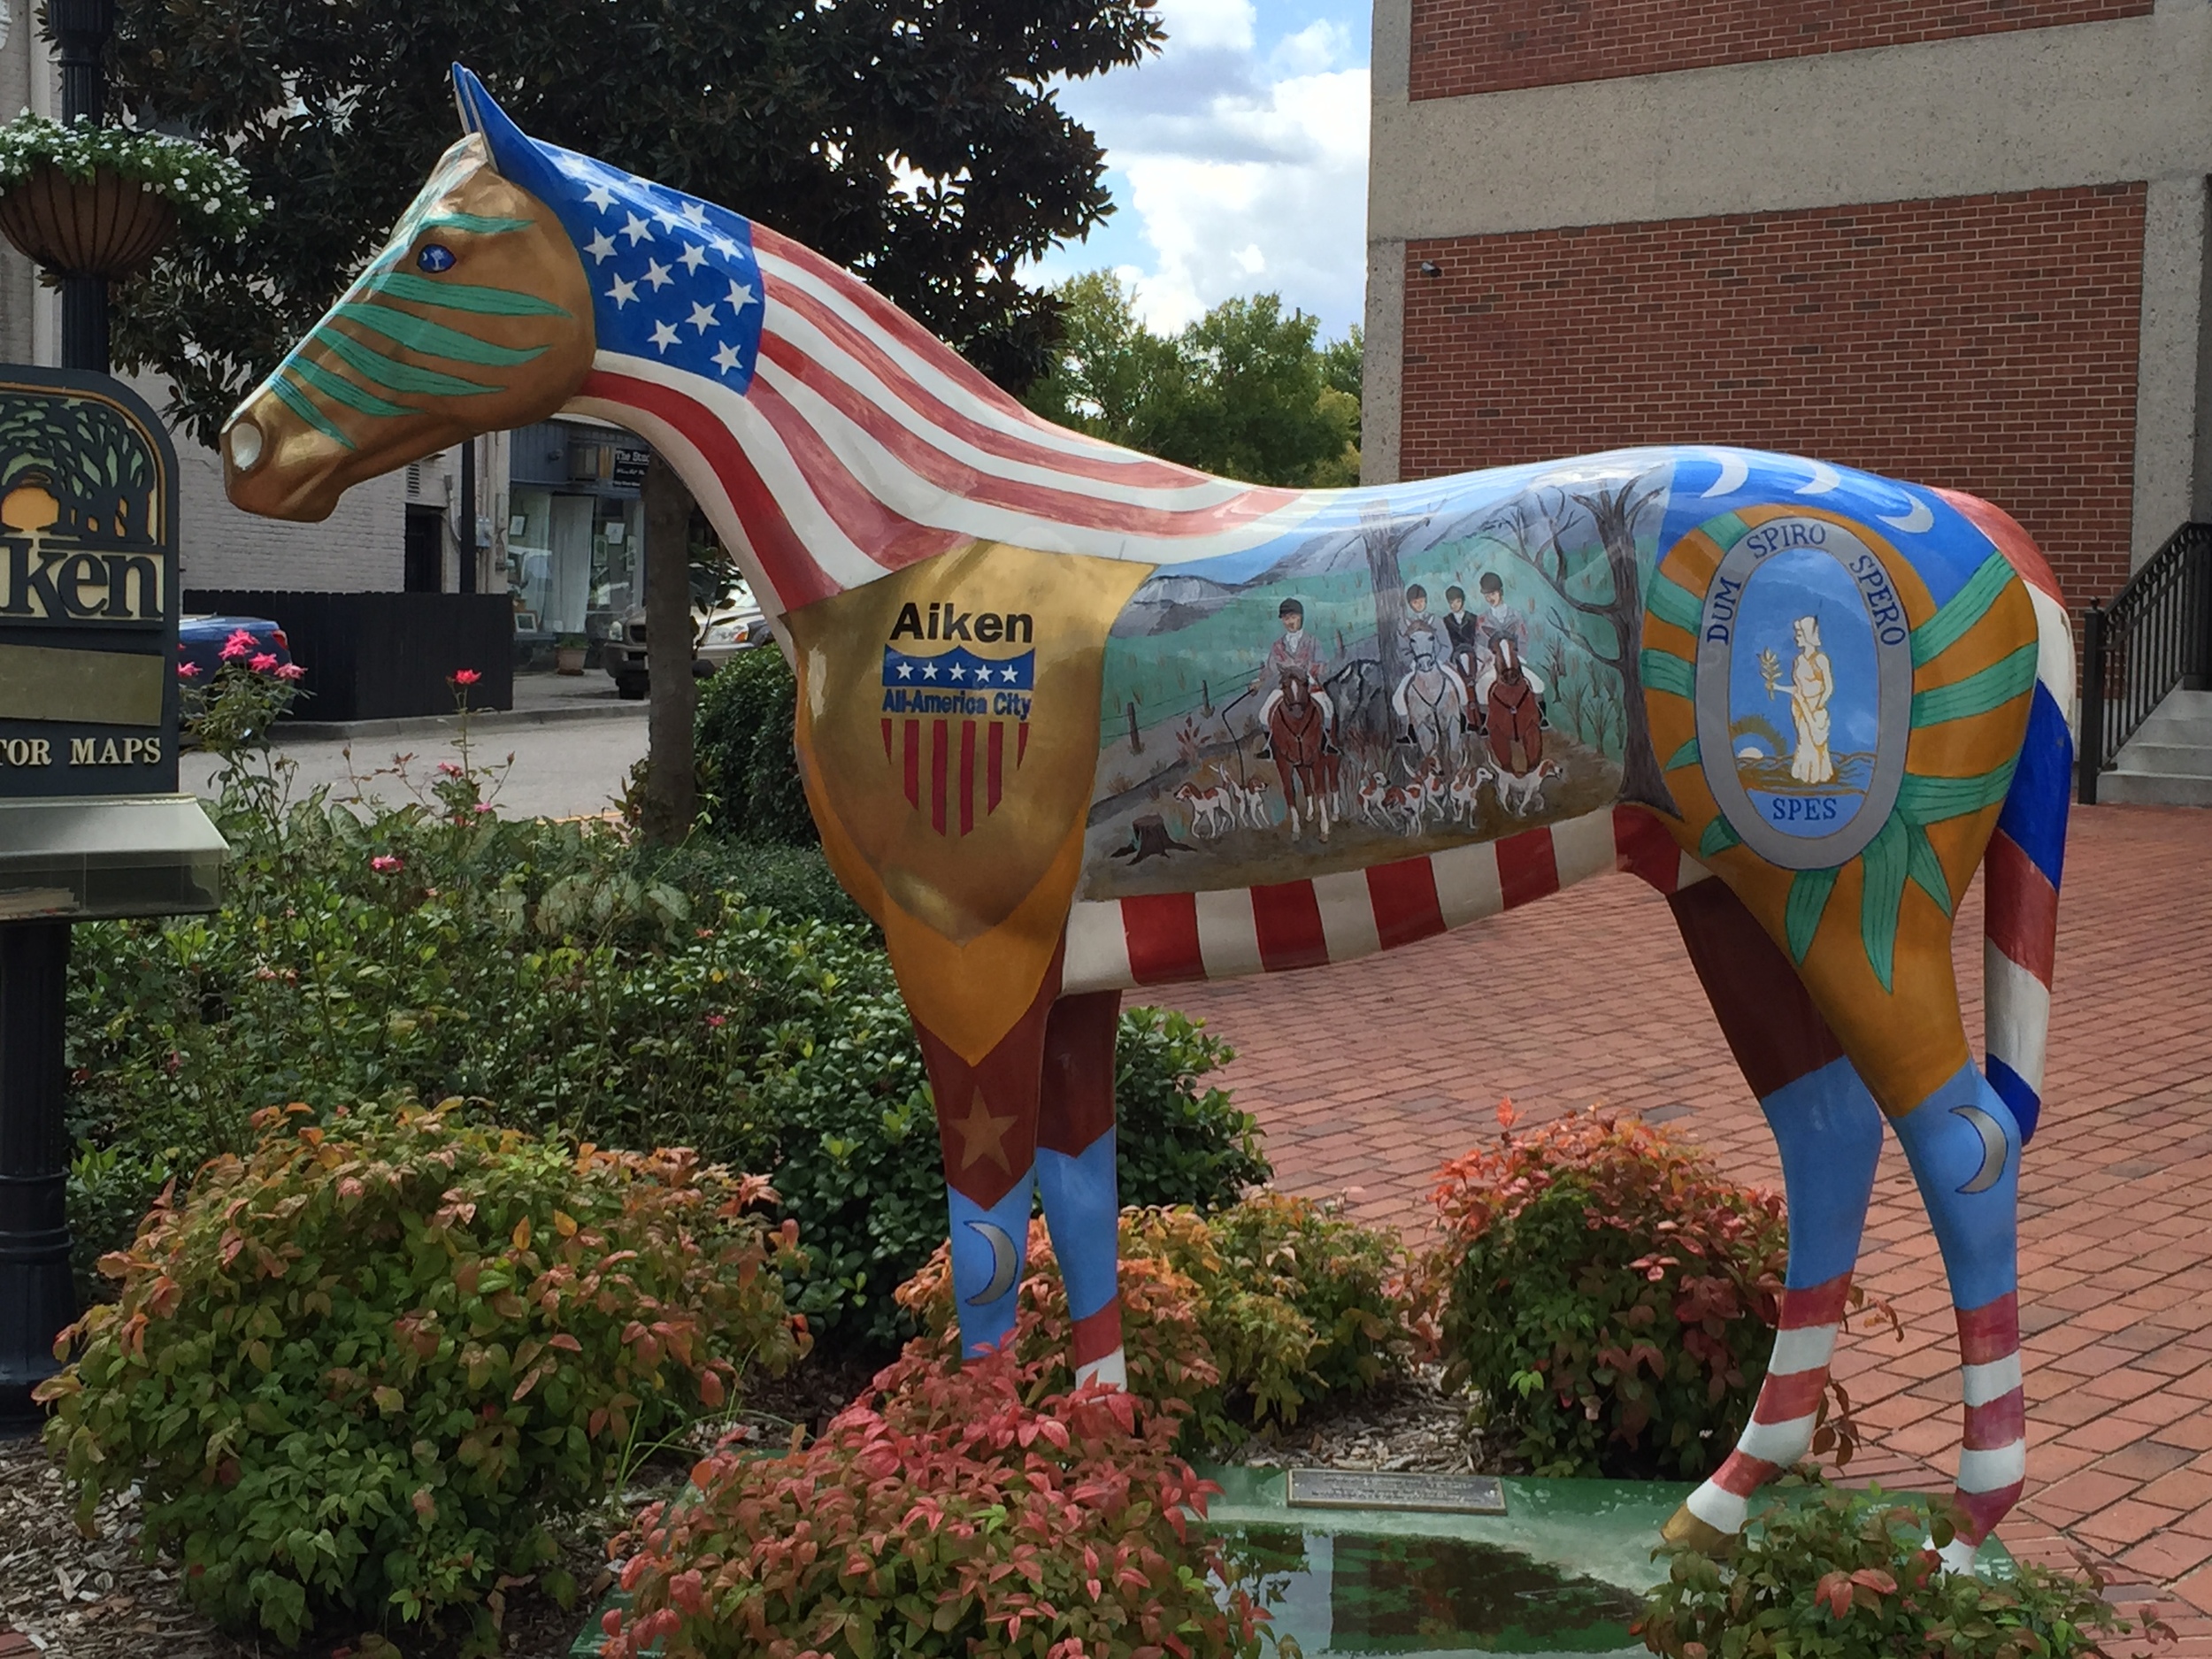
[1166,803,2212,1647]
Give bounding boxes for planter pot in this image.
[555,647,587,676]
[0,165,178,280]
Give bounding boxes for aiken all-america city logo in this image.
[881,599,1036,836]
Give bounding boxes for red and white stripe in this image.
[1063,806,1708,995]
[1681,1274,1852,1537]
[570,223,1333,620]
[1948,1292,2026,1564]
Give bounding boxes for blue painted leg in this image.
[1035,990,1125,1387]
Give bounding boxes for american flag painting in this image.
[880,646,1037,836]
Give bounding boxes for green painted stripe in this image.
[412,211,535,236]
[1639,648,1696,702]
[332,303,549,367]
[1665,737,1701,772]
[317,326,498,397]
[1897,757,2018,823]
[286,355,416,419]
[1910,552,2013,666]
[1910,643,2039,727]
[1786,865,1838,965]
[1858,813,1909,993]
[1647,572,1704,636]
[1702,512,1752,552]
[1698,815,1741,861]
[269,373,356,449]
[365,270,570,317]
[1905,819,1953,918]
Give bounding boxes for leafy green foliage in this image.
[106,2,1165,439]
[1426,1103,1788,1479]
[603,1348,1267,1659]
[1636,1479,2150,1659]
[691,648,817,846]
[899,1193,1408,1448]
[1022,270,1362,488]
[37,1102,809,1647]
[68,702,1263,1356]
[0,112,263,238]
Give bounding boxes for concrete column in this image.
[2133,175,2210,566]
[1362,0,1411,486]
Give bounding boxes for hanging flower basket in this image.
[0,164,177,278]
[0,115,262,279]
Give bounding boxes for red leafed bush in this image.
[602,1348,1269,1659]
[1425,1102,1788,1479]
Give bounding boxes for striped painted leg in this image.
[1891,1063,2026,1571]
[912,974,1059,1362]
[1035,990,1127,1389]
[1657,876,1886,1551]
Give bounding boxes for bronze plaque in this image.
[1284,1468,1507,1516]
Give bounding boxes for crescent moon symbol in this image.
[1796,461,1842,495]
[963,1220,1019,1306]
[1701,450,1750,498]
[1952,1105,2009,1194]
[1878,493,1934,535]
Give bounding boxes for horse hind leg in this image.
[1654,876,1886,1550]
[1035,991,1127,1387]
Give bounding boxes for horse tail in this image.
[1940,491,2074,1145]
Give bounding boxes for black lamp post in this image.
[0,0,118,1432]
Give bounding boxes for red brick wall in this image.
[1399,185,2146,604]
[1409,1,2154,100]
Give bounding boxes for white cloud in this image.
[1037,3,1371,338]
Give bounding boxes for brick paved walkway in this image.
[1167,803,2212,1650]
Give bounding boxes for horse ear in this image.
[449,65,565,201]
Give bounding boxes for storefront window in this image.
[508,486,554,634]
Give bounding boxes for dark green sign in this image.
[0,368,180,796]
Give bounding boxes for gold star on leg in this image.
[952,1089,1015,1172]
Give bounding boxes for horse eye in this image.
[417,243,457,273]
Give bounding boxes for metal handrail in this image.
[2078,522,2212,803]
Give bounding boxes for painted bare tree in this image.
[1482,472,1675,812]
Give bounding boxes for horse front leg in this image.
[1036,990,1126,1388]
[910,972,1057,1362]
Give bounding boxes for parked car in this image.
[178,614,293,680]
[602,588,771,700]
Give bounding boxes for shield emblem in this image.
[879,644,1036,836]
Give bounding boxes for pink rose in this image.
[221,628,257,660]
[250,653,278,672]
[274,663,306,680]
[451,668,481,687]
[370,855,403,872]
[177,662,202,680]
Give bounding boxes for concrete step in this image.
[2095,769,2212,807]
[2115,741,2212,778]
[2128,708,2212,744]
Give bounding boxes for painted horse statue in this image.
[224,67,2075,1569]
[1266,666,1337,842]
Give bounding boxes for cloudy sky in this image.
[1029,0,1371,341]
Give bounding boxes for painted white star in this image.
[895,662,912,680]
[726,280,757,311]
[1001,666,1018,683]
[604,275,638,308]
[557,154,595,180]
[641,259,673,290]
[583,231,618,265]
[681,200,709,226]
[582,182,618,212]
[949,662,966,681]
[649,319,680,353]
[711,341,744,373]
[677,242,708,273]
[708,234,741,259]
[921,662,938,680]
[619,212,653,246]
[686,301,718,335]
[652,204,685,232]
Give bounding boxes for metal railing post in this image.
[2078,602,2106,804]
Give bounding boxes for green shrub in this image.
[693,648,815,844]
[1636,1479,2147,1659]
[603,1348,1267,1659]
[638,837,869,929]
[1427,1103,1787,1480]
[37,1101,808,1648]
[898,1193,1410,1448]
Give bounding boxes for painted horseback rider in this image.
[1254,597,1334,757]
[1471,571,1549,733]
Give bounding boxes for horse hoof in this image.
[1660,1503,1737,1557]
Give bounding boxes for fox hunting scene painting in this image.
[219,66,2081,1570]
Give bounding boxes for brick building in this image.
[1360,0,2212,608]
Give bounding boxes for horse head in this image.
[1277,665,1313,710]
[223,70,599,520]
[1493,634,1525,684]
